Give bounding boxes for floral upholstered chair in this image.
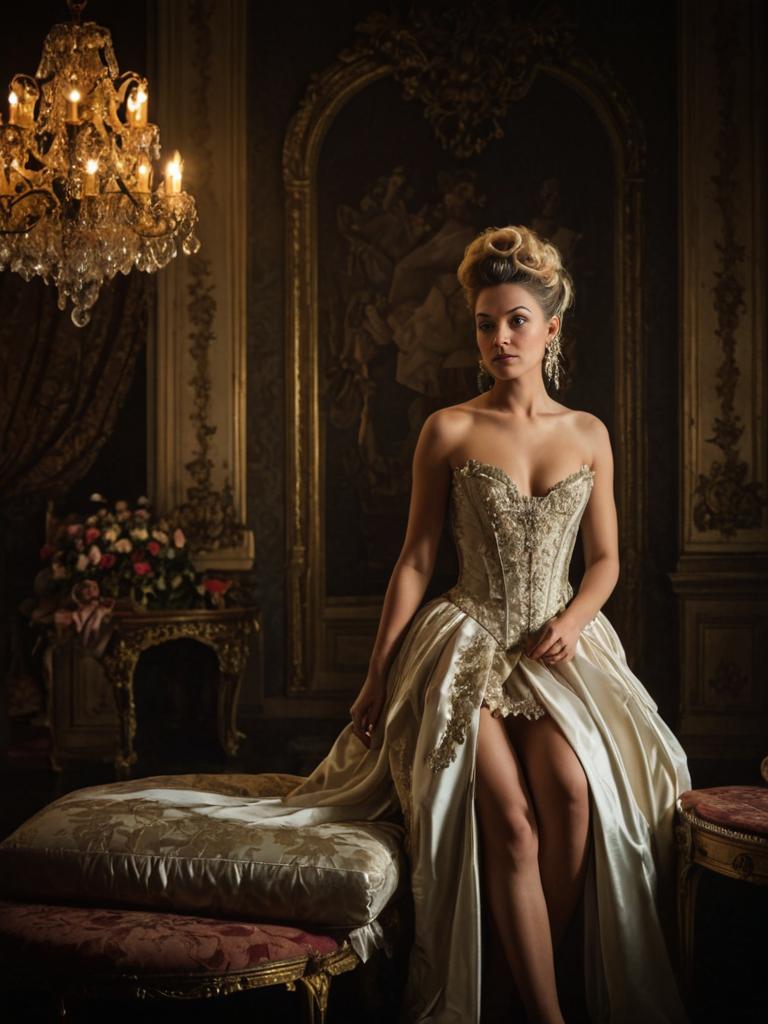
[675,755,768,991]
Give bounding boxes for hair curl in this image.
[456,225,574,331]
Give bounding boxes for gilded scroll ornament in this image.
[346,5,577,158]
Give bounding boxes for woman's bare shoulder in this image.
[413,401,482,470]
[422,400,480,442]
[559,408,612,463]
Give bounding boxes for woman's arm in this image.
[563,415,620,629]
[526,416,620,662]
[349,409,456,742]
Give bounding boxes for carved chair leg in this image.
[296,970,330,1024]
[677,858,704,995]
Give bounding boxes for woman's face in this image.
[474,282,559,384]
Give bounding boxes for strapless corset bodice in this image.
[443,458,595,650]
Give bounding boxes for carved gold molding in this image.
[283,4,647,694]
[149,0,253,569]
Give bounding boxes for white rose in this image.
[76,554,89,571]
[115,538,133,553]
[88,545,102,565]
[130,527,149,542]
[171,575,182,589]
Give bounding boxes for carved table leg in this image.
[676,815,703,995]
[104,645,138,780]
[215,622,251,757]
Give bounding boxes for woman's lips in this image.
[493,354,519,362]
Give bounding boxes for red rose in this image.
[85,527,101,544]
[99,553,116,569]
[203,577,232,594]
[147,540,161,556]
[39,544,56,561]
[133,562,152,576]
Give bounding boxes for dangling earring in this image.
[543,333,563,390]
[477,357,495,393]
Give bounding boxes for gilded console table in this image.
[101,606,260,778]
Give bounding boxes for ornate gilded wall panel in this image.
[149,0,253,569]
[283,6,649,698]
[672,0,767,759]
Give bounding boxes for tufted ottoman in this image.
[675,762,768,993]
[0,771,410,1020]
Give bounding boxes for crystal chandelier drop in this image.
[0,0,200,326]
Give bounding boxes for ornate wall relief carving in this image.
[672,0,767,759]
[283,3,647,697]
[149,0,252,569]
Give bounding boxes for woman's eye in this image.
[510,316,526,326]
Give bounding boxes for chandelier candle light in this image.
[0,0,200,326]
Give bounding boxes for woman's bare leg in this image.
[475,705,565,1024]
[505,712,591,951]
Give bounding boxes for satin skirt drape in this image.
[110,595,691,1023]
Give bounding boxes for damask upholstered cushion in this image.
[0,773,406,960]
[0,900,339,975]
[679,786,768,836]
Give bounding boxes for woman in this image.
[249,225,690,1023]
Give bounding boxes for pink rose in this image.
[133,561,151,576]
[173,528,186,548]
[67,523,83,536]
[147,540,161,556]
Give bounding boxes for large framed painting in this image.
[283,9,646,697]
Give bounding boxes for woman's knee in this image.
[548,761,590,825]
[477,791,540,866]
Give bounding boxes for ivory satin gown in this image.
[199,458,691,1022]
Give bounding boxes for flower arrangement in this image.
[34,494,235,634]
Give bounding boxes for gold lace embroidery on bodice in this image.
[423,460,595,769]
[444,459,595,651]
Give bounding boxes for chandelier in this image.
[0,0,199,326]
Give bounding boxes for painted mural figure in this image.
[247,225,692,1022]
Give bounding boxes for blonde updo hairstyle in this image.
[457,224,574,340]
